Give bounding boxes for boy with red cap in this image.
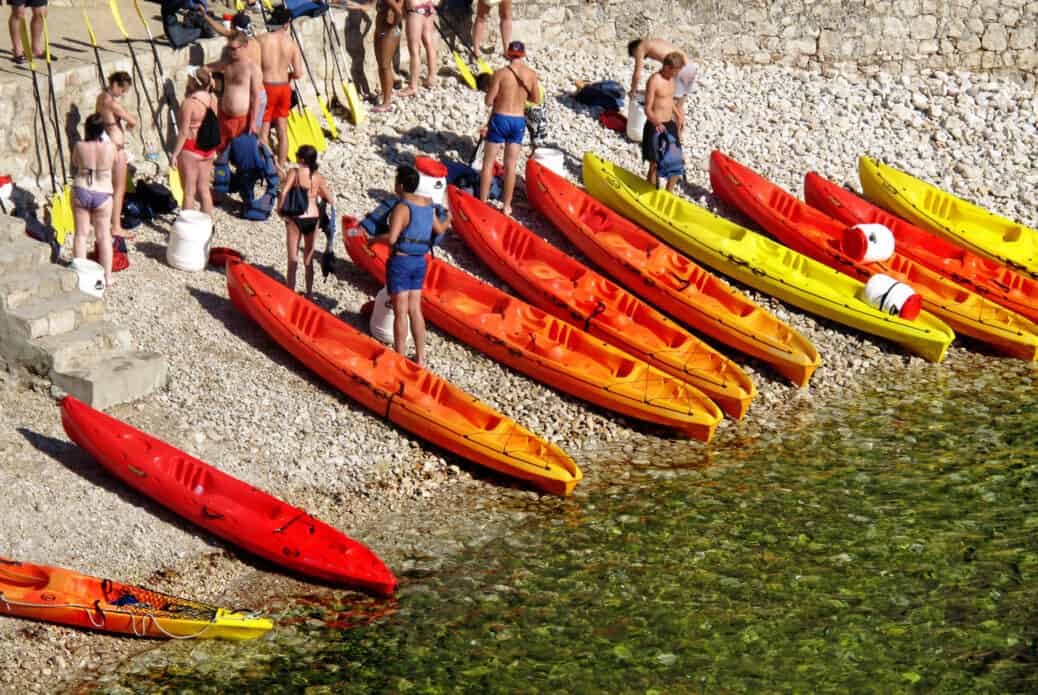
[478,40,539,217]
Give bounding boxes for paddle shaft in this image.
[289,22,327,102]
[132,0,179,136]
[83,10,106,88]
[319,11,350,89]
[21,23,58,194]
[110,5,171,165]
[436,12,480,62]
[43,44,68,182]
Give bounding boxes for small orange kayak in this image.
[226,260,581,496]
[711,152,1037,361]
[346,234,722,441]
[805,171,1038,326]
[524,161,756,418]
[0,557,272,639]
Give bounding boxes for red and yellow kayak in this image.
[0,557,272,639]
[227,260,581,496]
[454,176,755,419]
[711,152,1036,361]
[805,171,1038,326]
[61,396,398,596]
[346,234,722,441]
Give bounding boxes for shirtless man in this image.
[257,6,302,171]
[207,31,263,151]
[628,38,697,131]
[642,52,685,192]
[95,72,137,239]
[204,13,267,129]
[478,41,539,217]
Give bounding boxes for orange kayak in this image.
[463,172,756,420]
[346,234,722,441]
[805,171,1038,326]
[226,260,581,496]
[0,557,272,639]
[710,152,1037,361]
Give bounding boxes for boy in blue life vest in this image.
[367,165,451,365]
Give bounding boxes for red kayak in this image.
[450,180,753,419]
[710,151,1038,361]
[804,171,1038,325]
[61,396,397,596]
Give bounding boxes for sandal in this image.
[12,55,25,65]
[370,104,393,113]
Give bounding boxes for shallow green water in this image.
[96,362,1037,694]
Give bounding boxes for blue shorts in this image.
[386,254,427,294]
[486,113,526,145]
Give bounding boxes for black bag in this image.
[136,180,178,215]
[196,107,221,152]
[575,80,625,112]
[279,185,308,218]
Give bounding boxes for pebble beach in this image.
[1,43,1036,693]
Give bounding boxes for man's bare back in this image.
[257,29,299,84]
[487,61,538,116]
[629,37,688,96]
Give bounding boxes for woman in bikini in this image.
[373,0,403,112]
[71,113,117,287]
[171,67,219,217]
[278,145,334,298]
[95,72,136,240]
[399,0,437,97]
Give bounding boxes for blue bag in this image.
[575,80,624,112]
[443,160,502,201]
[655,129,685,181]
[284,0,329,19]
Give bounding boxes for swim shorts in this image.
[487,113,525,145]
[642,119,678,163]
[219,110,249,150]
[387,253,428,294]
[263,82,292,122]
[8,0,48,8]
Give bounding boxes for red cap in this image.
[415,156,447,178]
[899,293,922,320]
[841,226,868,262]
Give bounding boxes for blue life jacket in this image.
[655,128,685,181]
[393,200,435,256]
[360,199,446,252]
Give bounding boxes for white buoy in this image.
[415,156,448,206]
[167,210,213,272]
[370,286,397,345]
[69,258,105,298]
[862,273,921,319]
[842,223,896,263]
[530,147,566,176]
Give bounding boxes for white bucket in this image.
[862,273,922,320]
[415,157,448,206]
[167,210,213,272]
[842,223,895,263]
[626,91,647,143]
[370,286,396,345]
[70,258,105,298]
[530,148,565,176]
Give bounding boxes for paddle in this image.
[288,18,339,139]
[432,19,476,90]
[320,10,365,126]
[40,18,74,245]
[436,11,492,76]
[20,20,66,246]
[108,0,183,206]
[82,8,106,89]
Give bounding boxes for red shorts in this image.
[182,139,217,159]
[263,83,292,123]
[219,110,249,150]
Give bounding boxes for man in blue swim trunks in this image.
[368,165,451,365]
[478,40,540,217]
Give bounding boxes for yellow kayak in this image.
[583,153,954,363]
[859,156,1038,279]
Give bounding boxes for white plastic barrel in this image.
[530,148,565,176]
[843,223,895,263]
[70,258,105,298]
[370,286,396,345]
[626,91,647,143]
[167,210,213,272]
[862,273,921,320]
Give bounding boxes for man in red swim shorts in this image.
[257,6,302,172]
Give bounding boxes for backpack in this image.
[654,128,685,181]
[195,104,220,152]
[136,180,178,215]
[575,80,624,112]
[443,160,503,201]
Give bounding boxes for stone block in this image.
[1009,27,1036,49]
[1018,49,1038,69]
[51,351,168,410]
[959,33,982,52]
[982,24,1009,51]
[919,39,940,54]
[883,16,907,37]
[981,50,1003,68]
[788,38,818,55]
[910,15,938,40]
[1002,9,1022,26]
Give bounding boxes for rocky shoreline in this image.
[1,45,1035,694]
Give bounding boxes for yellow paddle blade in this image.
[305,107,327,152]
[109,0,130,39]
[344,81,365,126]
[168,168,184,208]
[453,51,477,90]
[20,18,34,69]
[83,9,98,47]
[317,96,339,140]
[42,17,52,63]
[51,187,74,245]
[235,0,245,10]
[262,0,274,10]
[287,110,307,157]
[477,57,492,75]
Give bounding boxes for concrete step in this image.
[51,350,168,410]
[0,215,26,244]
[29,320,133,374]
[5,292,106,341]
[0,237,50,275]
[0,266,79,311]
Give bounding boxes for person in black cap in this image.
[478,40,538,217]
